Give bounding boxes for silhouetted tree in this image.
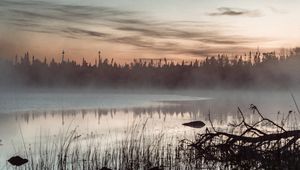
[1,47,300,89]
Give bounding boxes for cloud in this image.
[208,7,262,17]
[63,27,109,39]
[0,0,269,57]
[269,6,287,14]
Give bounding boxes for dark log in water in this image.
[182,121,205,128]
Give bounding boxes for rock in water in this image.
[100,167,112,170]
[182,121,205,128]
[8,156,28,166]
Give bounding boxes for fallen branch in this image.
[186,104,300,169]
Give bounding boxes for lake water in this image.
[0,89,299,168]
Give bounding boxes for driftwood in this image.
[186,104,300,169]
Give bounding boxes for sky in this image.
[0,0,300,63]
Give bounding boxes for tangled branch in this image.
[187,105,300,169]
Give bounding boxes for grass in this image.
[5,120,199,170]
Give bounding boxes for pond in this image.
[0,89,299,169]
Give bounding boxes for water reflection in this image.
[1,100,212,165]
[3,96,296,143]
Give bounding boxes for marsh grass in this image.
[7,120,199,170]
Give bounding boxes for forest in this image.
[1,48,300,89]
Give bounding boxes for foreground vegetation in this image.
[5,104,300,169]
[5,121,199,170]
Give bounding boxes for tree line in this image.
[1,48,300,89]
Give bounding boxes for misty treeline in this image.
[1,48,300,89]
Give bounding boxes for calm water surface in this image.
[0,89,299,167]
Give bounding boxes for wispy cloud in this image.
[63,27,109,39]
[0,0,269,57]
[208,7,262,17]
[269,6,287,14]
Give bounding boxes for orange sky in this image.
[0,0,299,64]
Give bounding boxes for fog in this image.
[1,48,300,90]
[0,87,298,116]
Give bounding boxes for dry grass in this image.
[6,120,199,170]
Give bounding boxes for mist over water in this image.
[0,88,297,114]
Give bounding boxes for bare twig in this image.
[290,91,300,115]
